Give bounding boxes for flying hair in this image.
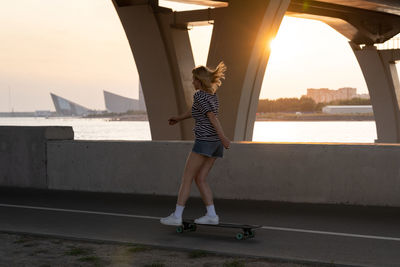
[192,61,227,94]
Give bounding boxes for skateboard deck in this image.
[176,219,261,240]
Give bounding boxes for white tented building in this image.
[104,83,146,113]
[50,93,95,116]
[322,105,373,114]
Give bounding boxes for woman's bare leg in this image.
[176,152,208,206]
[194,157,217,206]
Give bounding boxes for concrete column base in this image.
[0,126,73,188]
[351,44,400,143]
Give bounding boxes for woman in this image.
[160,62,230,226]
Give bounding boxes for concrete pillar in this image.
[0,126,73,188]
[208,0,290,141]
[112,1,195,140]
[351,43,400,143]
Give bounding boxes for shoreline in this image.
[0,113,375,122]
[255,112,374,121]
[95,113,375,122]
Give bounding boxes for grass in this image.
[51,240,63,245]
[65,246,92,256]
[78,255,101,262]
[78,256,103,267]
[188,250,210,258]
[29,249,49,256]
[14,235,34,244]
[127,245,151,253]
[23,243,37,247]
[144,262,165,267]
[34,249,48,254]
[223,260,245,267]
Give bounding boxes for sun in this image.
[269,38,278,50]
[265,17,317,65]
[267,33,294,64]
[268,22,299,54]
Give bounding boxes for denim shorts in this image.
[192,139,224,158]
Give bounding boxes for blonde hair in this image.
[192,61,227,94]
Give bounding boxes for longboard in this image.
[176,219,261,240]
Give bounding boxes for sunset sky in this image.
[0,0,397,112]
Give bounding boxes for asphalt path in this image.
[0,188,399,266]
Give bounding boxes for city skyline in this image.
[0,0,396,112]
[5,85,367,114]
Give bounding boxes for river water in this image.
[0,117,377,143]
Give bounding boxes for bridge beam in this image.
[287,0,400,45]
[351,43,400,143]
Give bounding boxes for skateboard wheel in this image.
[176,226,184,233]
[248,230,255,238]
[235,233,244,240]
[189,224,197,231]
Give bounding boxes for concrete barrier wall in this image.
[47,140,400,207]
[47,141,189,195]
[0,126,73,188]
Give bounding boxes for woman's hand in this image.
[168,110,192,125]
[168,116,179,125]
[221,136,231,149]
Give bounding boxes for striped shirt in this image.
[191,90,220,141]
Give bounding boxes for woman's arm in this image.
[168,109,192,125]
[206,112,231,149]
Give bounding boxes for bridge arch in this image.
[113,0,400,142]
[112,0,290,141]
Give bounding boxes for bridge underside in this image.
[113,0,400,142]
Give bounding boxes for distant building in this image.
[104,83,146,113]
[322,105,373,114]
[357,93,370,99]
[50,93,94,116]
[305,87,357,103]
[138,83,146,111]
[104,91,136,113]
[35,110,53,117]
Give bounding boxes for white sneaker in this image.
[194,214,219,225]
[160,213,182,226]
